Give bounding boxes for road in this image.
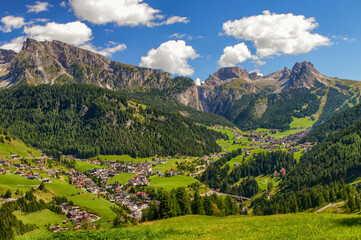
[315,201,345,214]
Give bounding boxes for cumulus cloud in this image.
[0,16,25,32]
[0,36,26,52]
[79,41,126,57]
[27,1,52,13]
[69,0,189,27]
[222,10,331,58]
[24,21,92,46]
[195,78,202,86]
[140,40,199,76]
[218,43,252,67]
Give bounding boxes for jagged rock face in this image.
[213,67,249,80]
[282,61,328,89]
[204,67,251,87]
[175,85,203,111]
[2,38,173,90]
[0,49,16,64]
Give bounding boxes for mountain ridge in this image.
[1,38,360,130]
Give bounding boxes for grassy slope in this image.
[108,173,136,185]
[38,213,361,240]
[148,175,198,191]
[0,137,41,159]
[90,155,153,163]
[0,174,40,195]
[75,160,106,172]
[152,158,186,172]
[15,209,66,240]
[44,178,116,223]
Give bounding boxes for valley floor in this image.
[36,213,361,240]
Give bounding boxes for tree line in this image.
[0,84,226,158]
[141,187,240,221]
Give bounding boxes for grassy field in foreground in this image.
[37,213,361,240]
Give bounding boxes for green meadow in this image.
[108,173,136,185]
[37,213,361,240]
[0,137,41,159]
[15,209,66,239]
[148,175,198,191]
[74,160,106,172]
[90,155,153,163]
[0,174,39,195]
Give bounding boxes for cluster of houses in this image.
[51,202,99,232]
[59,202,98,223]
[66,170,109,195]
[213,125,315,155]
[274,167,286,177]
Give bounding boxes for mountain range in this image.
[1,38,360,130]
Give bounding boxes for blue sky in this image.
[0,0,360,82]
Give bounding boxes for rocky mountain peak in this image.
[213,67,249,80]
[283,61,325,88]
[0,49,17,64]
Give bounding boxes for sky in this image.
[0,0,360,84]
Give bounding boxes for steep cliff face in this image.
[282,61,329,89]
[0,49,16,64]
[1,38,173,90]
[0,38,357,130]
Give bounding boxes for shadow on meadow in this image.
[334,217,361,226]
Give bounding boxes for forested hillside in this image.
[301,102,361,143]
[0,84,225,158]
[120,88,235,127]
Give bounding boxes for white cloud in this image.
[140,40,199,76]
[149,16,189,27]
[0,16,25,32]
[79,42,126,57]
[332,35,356,43]
[24,21,92,46]
[27,1,52,13]
[218,43,252,67]
[169,33,203,41]
[195,78,202,86]
[1,21,127,57]
[60,1,67,8]
[0,36,26,52]
[222,10,331,58]
[69,0,189,27]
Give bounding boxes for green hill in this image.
[36,213,361,240]
[0,128,41,159]
[0,84,225,158]
[301,102,361,143]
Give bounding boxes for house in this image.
[280,167,286,176]
[42,178,52,183]
[136,192,147,199]
[51,225,62,232]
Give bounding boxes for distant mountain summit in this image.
[1,38,175,90]
[0,38,358,130]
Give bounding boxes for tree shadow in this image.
[335,217,361,226]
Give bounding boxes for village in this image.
[0,126,317,227]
